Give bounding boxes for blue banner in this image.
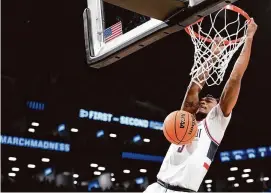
[122,152,164,162]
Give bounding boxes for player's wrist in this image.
[192,79,203,90]
[246,36,254,40]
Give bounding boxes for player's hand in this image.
[247,18,258,38]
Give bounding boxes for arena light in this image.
[243,169,251,173]
[96,130,104,138]
[227,177,235,181]
[133,135,141,143]
[140,169,147,173]
[123,169,130,174]
[111,178,115,182]
[31,122,39,127]
[8,172,16,177]
[263,177,269,181]
[246,179,254,183]
[28,128,35,133]
[205,179,212,184]
[8,157,17,161]
[207,188,211,192]
[58,124,65,132]
[44,168,53,176]
[71,128,78,132]
[81,181,88,186]
[111,173,114,176]
[143,138,150,143]
[98,166,105,171]
[234,183,239,187]
[90,163,98,168]
[41,158,50,162]
[74,181,77,184]
[230,167,238,171]
[109,133,117,138]
[206,184,212,188]
[73,174,79,178]
[12,167,20,172]
[27,164,36,168]
[94,171,101,175]
[135,177,144,185]
[242,174,249,178]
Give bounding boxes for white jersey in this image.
[156,104,231,191]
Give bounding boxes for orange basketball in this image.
[163,110,198,145]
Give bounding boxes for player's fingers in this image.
[249,18,256,25]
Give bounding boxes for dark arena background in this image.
[2,0,271,192]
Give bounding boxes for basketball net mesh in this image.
[187,7,249,86]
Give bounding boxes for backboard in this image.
[83,0,239,68]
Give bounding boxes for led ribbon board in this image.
[79,109,163,130]
[0,135,70,152]
[220,146,271,162]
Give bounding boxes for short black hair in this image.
[205,94,220,103]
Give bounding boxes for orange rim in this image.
[185,4,251,45]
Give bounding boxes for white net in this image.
[186,5,249,86]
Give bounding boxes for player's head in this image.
[196,94,219,120]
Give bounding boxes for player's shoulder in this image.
[205,104,232,136]
[207,104,225,119]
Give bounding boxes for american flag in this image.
[104,21,123,43]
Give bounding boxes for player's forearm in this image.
[180,81,201,114]
[219,38,254,116]
[194,56,217,87]
[230,37,253,80]
[181,56,216,113]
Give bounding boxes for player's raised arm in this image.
[219,19,258,117]
[181,40,223,114]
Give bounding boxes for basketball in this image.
[163,110,198,145]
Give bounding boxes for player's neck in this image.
[195,112,207,122]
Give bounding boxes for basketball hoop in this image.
[185,4,251,86]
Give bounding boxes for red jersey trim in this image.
[203,162,210,170]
